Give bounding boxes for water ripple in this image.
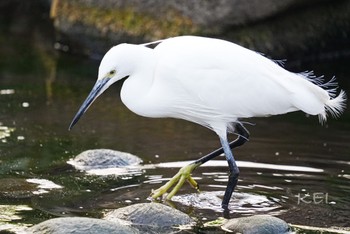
[154,160,324,173]
[171,191,283,214]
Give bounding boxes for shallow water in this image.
[1,11,350,234]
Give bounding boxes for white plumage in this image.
[95,36,346,139]
[69,35,346,208]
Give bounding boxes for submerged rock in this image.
[104,203,194,233]
[0,178,62,199]
[222,215,290,234]
[28,217,138,234]
[67,149,142,171]
[0,178,38,199]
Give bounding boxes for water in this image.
[1,7,350,234]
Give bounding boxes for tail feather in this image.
[319,89,347,123]
[298,71,346,123]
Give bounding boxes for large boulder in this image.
[51,0,350,60]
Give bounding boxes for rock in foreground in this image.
[222,215,290,234]
[28,217,138,234]
[104,203,194,233]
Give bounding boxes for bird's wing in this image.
[152,36,299,121]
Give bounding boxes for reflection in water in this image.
[26,178,63,195]
[0,89,15,95]
[84,167,144,177]
[0,126,14,143]
[0,205,32,233]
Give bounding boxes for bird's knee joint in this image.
[229,170,239,179]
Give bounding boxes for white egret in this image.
[69,36,346,209]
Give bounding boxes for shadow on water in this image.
[0,1,350,233]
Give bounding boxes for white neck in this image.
[120,46,157,117]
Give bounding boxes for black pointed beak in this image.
[69,78,110,130]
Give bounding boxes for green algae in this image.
[54,1,198,39]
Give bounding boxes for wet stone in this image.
[67,149,142,171]
[28,217,138,234]
[104,203,194,233]
[222,215,290,234]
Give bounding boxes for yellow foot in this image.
[151,162,201,200]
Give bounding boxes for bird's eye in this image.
[109,70,116,76]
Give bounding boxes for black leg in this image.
[193,123,249,165]
[220,136,240,210]
[222,160,239,210]
[193,123,249,210]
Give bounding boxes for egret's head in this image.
[69,44,133,130]
[97,44,133,81]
